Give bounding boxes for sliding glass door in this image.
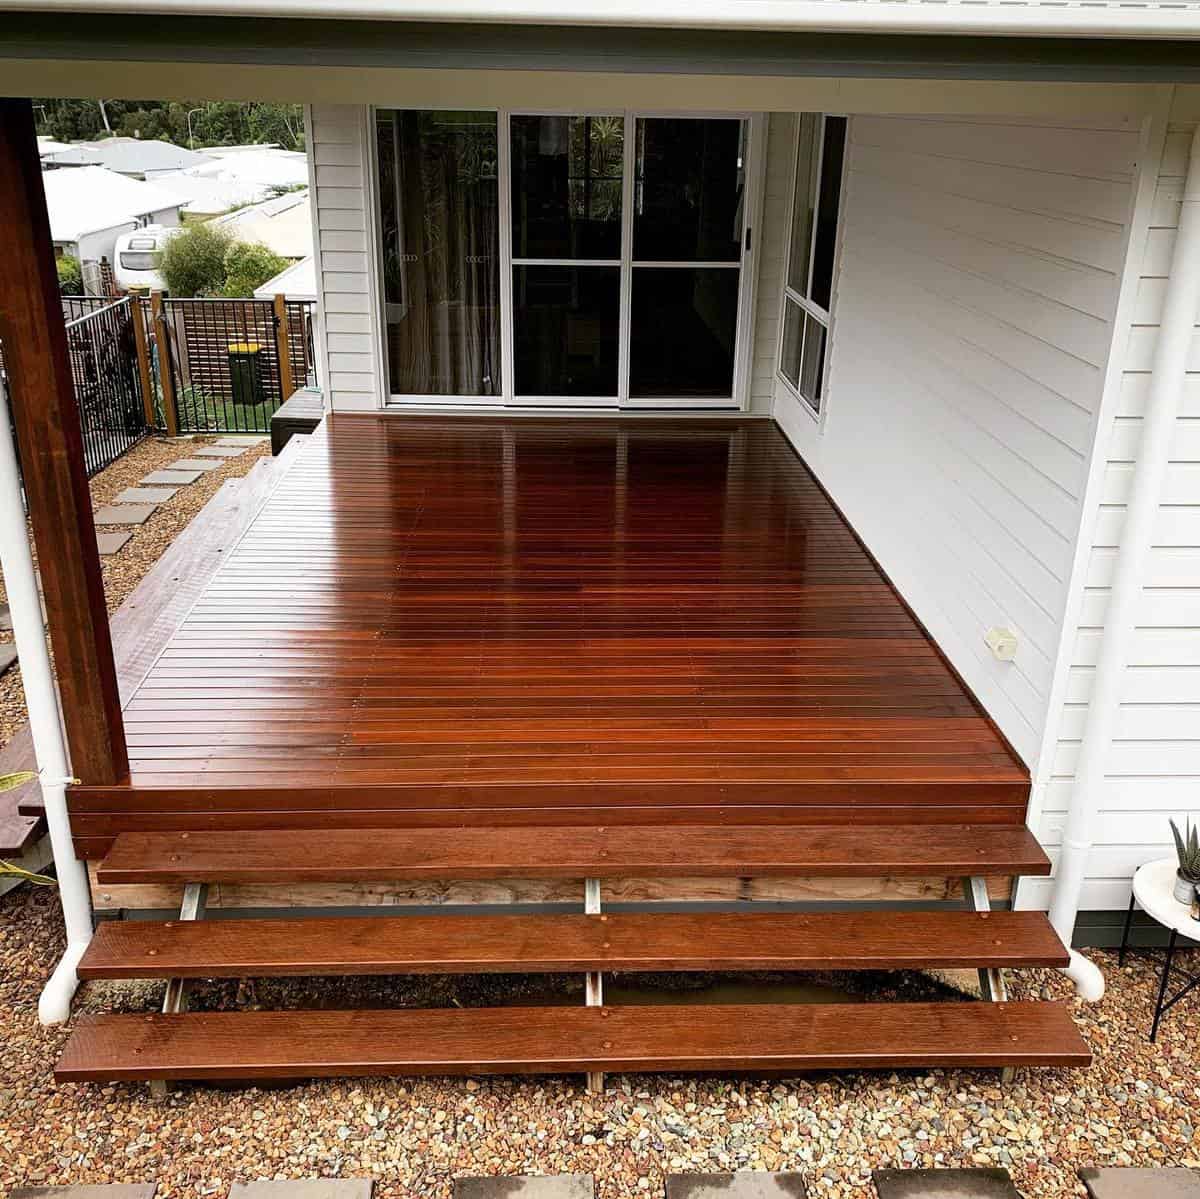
[509,114,625,404]
[375,109,757,409]
[627,117,747,405]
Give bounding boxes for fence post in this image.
[130,295,156,430]
[150,290,179,436]
[273,293,295,400]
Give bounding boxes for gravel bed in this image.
[0,884,1196,1199]
[0,434,270,750]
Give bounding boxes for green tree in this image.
[222,241,289,298]
[158,222,235,297]
[56,255,83,296]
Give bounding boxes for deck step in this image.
[94,824,1051,886]
[77,910,1069,980]
[54,1001,1090,1082]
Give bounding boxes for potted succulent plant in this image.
[0,772,55,887]
[1169,818,1200,904]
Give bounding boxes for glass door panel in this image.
[629,267,739,398]
[510,114,624,400]
[627,117,746,403]
[375,109,500,398]
[632,117,744,262]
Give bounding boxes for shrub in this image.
[159,222,235,297]
[56,255,82,295]
[222,241,290,298]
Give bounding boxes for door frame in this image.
[366,104,766,413]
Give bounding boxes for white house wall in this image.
[773,113,1140,769]
[1022,114,1200,914]
[307,103,380,412]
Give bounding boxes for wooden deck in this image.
[67,414,1029,855]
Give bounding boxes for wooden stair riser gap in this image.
[88,869,1015,913]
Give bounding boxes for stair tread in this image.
[95,824,1051,885]
[78,910,1069,979]
[54,1001,1090,1082]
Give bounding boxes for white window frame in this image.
[366,105,766,413]
[777,112,848,423]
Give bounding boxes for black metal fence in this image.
[159,297,316,434]
[64,298,148,477]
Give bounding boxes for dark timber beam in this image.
[0,98,127,785]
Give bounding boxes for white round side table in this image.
[1118,856,1200,1041]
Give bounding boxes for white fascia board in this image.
[3,0,1200,39]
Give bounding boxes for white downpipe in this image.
[0,376,94,1025]
[1048,124,1200,997]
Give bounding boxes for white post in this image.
[0,375,94,1023]
[1048,124,1200,999]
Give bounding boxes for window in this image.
[375,109,501,398]
[779,114,847,417]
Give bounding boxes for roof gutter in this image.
[2,0,1200,40]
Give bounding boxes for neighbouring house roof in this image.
[36,135,72,155]
[253,254,316,301]
[41,136,214,178]
[41,164,184,243]
[213,190,313,259]
[185,148,308,191]
[2,0,1200,39]
[151,169,274,215]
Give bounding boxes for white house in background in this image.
[186,145,308,190]
[253,253,316,301]
[150,169,274,219]
[41,135,214,178]
[41,164,183,279]
[213,189,312,259]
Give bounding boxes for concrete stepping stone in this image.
[229,1183,373,1199]
[873,1170,1021,1198]
[216,435,269,446]
[0,643,17,675]
[9,1187,158,1198]
[0,601,10,631]
[93,504,156,526]
[1080,1168,1200,1198]
[95,530,133,555]
[455,1178,594,1199]
[192,444,248,458]
[116,487,177,504]
[667,1174,809,1198]
[167,458,222,472]
[140,469,203,486]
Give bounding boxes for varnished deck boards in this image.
[56,1002,1090,1081]
[69,415,1029,853]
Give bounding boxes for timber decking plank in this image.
[95,825,1051,885]
[77,910,1069,979]
[70,416,1030,847]
[53,1002,1091,1082]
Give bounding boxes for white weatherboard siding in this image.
[307,104,380,411]
[1023,119,1200,914]
[774,114,1140,769]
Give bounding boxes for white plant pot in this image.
[1173,872,1197,904]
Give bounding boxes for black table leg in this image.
[1119,891,1137,967]
[1150,928,1178,1043]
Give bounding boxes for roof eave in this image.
[2,0,1200,40]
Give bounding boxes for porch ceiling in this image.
[67,415,1029,857]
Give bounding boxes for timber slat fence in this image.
[156,295,316,435]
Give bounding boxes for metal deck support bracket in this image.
[584,876,604,1094]
[963,876,1014,1083]
[150,881,208,1098]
